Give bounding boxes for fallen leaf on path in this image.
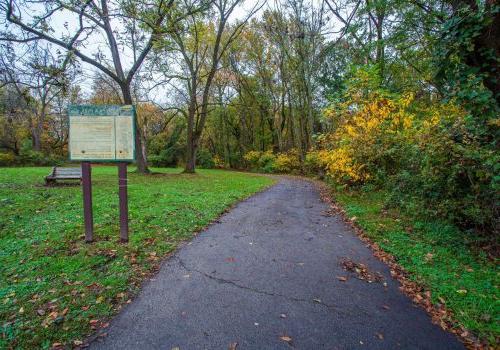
[228,342,238,350]
[313,298,322,303]
[376,332,384,340]
[280,313,287,318]
[280,336,292,343]
[340,258,384,283]
[337,276,348,282]
[225,257,236,262]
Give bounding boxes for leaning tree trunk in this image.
[122,86,150,174]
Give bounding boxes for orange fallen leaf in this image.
[337,276,348,282]
[280,335,292,342]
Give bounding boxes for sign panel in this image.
[68,105,136,161]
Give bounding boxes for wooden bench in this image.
[45,166,82,185]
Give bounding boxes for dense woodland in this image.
[0,0,498,236]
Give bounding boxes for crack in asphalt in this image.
[176,256,339,310]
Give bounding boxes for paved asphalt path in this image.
[90,178,464,350]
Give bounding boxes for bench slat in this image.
[52,175,81,178]
[46,167,82,183]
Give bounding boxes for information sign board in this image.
[68,105,135,161]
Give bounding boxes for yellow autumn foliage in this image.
[315,92,416,184]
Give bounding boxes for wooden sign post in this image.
[81,161,94,242]
[68,105,136,243]
[118,162,129,242]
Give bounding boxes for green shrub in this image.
[149,147,182,167]
[258,151,276,173]
[196,149,215,169]
[18,151,62,166]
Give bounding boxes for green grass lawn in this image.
[0,166,274,349]
[333,189,499,345]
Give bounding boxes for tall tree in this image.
[1,0,203,173]
[157,0,261,172]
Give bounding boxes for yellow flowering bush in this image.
[316,91,416,184]
[213,155,225,168]
[243,150,262,169]
[0,152,15,166]
[274,149,301,173]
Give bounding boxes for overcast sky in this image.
[8,0,339,104]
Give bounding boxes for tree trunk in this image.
[32,103,46,152]
[32,127,42,152]
[184,103,197,173]
[121,85,150,174]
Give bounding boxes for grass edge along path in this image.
[0,167,275,349]
[317,182,498,350]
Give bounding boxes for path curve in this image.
[90,178,463,350]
